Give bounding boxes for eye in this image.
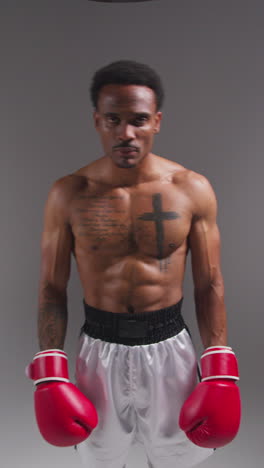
[106,115,119,124]
[134,116,148,126]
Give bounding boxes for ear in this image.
[154,111,162,134]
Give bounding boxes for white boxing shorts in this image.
[74,299,214,468]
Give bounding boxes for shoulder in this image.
[189,171,217,220]
[186,170,215,198]
[44,172,90,224]
[171,166,217,219]
[47,169,91,203]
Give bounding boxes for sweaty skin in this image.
[38,85,227,350]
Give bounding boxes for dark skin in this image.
[38,84,227,350]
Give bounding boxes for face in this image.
[93,84,162,169]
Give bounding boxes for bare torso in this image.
[66,154,195,313]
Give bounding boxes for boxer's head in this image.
[90,60,164,169]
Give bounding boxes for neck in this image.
[104,153,156,187]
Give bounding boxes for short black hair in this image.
[90,60,164,111]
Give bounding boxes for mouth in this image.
[114,148,138,156]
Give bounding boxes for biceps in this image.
[189,219,223,291]
[40,225,73,292]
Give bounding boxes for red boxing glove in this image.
[179,346,241,448]
[26,349,98,447]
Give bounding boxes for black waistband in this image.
[81,298,186,346]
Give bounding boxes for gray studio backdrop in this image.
[1,1,263,467]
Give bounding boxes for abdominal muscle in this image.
[76,249,186,314]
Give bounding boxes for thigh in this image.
[135,328,198,440]
[75,334,136,464]
[134,328,214,467]
[76,440,129,468]
[146,443,214,468]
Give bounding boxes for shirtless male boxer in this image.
[27,60,241,468]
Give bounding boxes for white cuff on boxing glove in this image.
[201,346,239,382]
[25,349,70,385]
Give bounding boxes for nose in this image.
[116,122,135,141]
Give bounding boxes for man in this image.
[27,60,241,468]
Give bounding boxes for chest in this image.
[70,187,192,258]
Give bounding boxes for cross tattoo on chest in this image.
[138,193,180,271]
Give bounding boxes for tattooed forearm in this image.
[38,302,68,350]
[38,284,68,350]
